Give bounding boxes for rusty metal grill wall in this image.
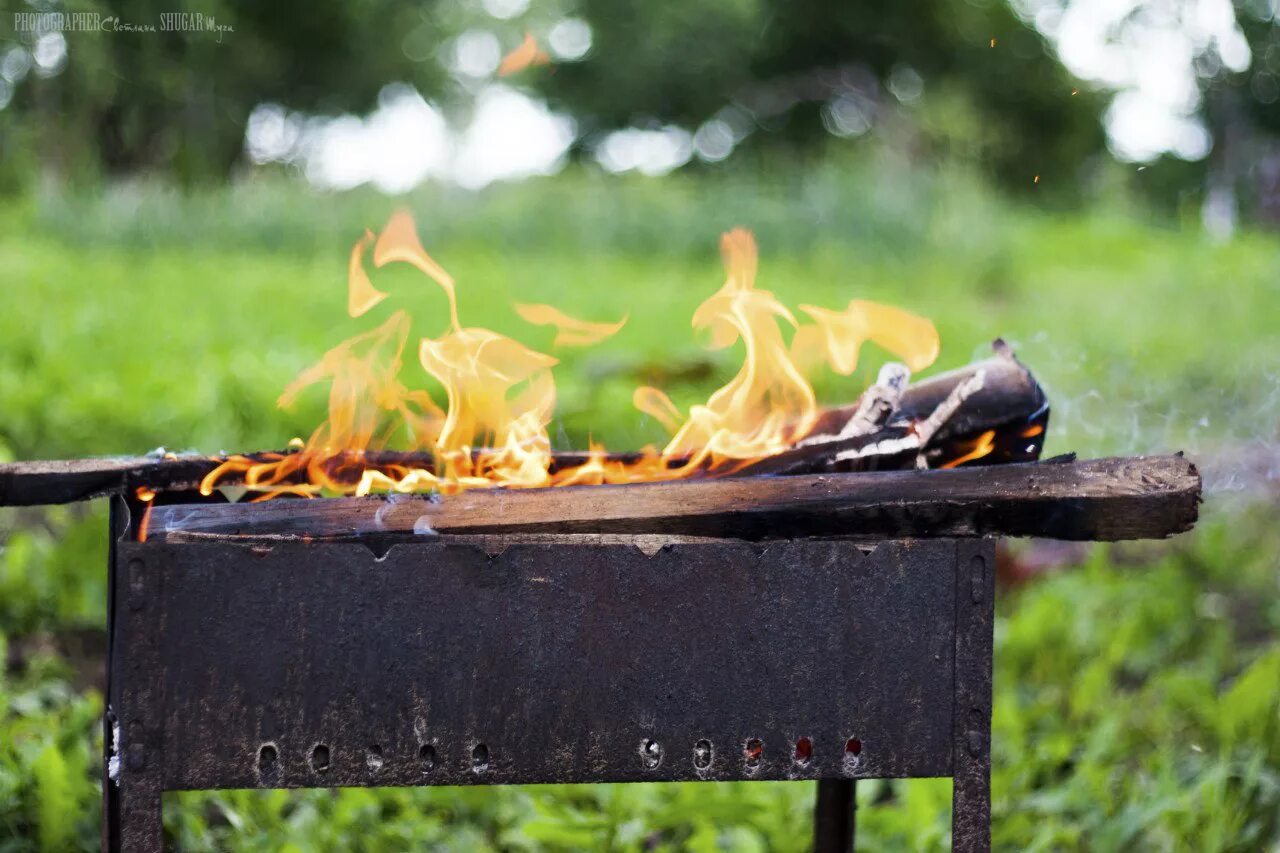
[104,502,994,851]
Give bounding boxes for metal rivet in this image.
[126,743,146,771]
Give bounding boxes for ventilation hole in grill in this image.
[744,738,763,768]
[844,738,862,761]
[258,744,278,776]
[366,745,384,772]
[471,743,489,772]
[418,743,436,771]
[311,744,330,773]
[794,737,813,765]
[693,739,713,770]
[640,739,663,769]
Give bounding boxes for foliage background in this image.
[1,0,1279,849]
[1,163,1278,849]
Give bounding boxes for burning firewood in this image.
[0,214,1027,504]
[0,213,1197,557]
[739,341,1046,476]
[0,345,1045,507]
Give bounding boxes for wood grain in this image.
[149,455,1201,543]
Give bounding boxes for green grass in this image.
[3,159,1276,461]
[1,159,1278,850]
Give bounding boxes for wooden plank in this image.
[0,450,646,507]
[148,455,1201,543]
[0,455,208,507]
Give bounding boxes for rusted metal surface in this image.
[152,538,959,788]
[105,521,996,852]
[952,540,995,852]
[104,499,165,852]
[814,779,858,852]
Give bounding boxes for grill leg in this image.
[105,497,165,853]
[951,541,994,852]
[951,763,990,853]
[813,779,856,852]
[109,785,163,853]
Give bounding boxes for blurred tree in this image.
[0,0,448,185]
[1056,0,1280,226]
[1,0,1275,208]
[1210,0,1280,224]
[533,0,1107,189]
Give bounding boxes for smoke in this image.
[1003,336,1280,503]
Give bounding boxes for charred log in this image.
[746,343,1048,477]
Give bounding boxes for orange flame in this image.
[134,485,155,542]
[497,33,551,77]
[515,303,627,347]
[792,300,939,375]
[633,386,684,434]
[940,429,997,469]
[203,211,944,498]
[347,230,385,318]
[641,228,819,471]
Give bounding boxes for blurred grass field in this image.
[1,158,1278,850]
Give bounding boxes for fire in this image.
[134,485,156,542]
[941,430,997,469]
[636,228,828,472]
[792,300,939,375]
[497,33,551,77]
[202,211,941,499]
[515,303,627,347]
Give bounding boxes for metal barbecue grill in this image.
[0,348,1201,852]
[103,497,995,852]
